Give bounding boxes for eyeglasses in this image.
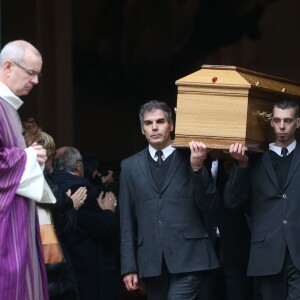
[12,61,42,79]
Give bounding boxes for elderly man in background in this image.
[52,146,122,300]
[0,40,51,300]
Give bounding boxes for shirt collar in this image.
[0,82,23,110]
[269,140,296,156]
[148,144,175,161]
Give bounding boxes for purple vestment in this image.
[0,97,48,299]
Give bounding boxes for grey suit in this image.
[119,148,219,280]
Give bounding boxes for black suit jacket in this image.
[224,144,300,276]
[204,159,251,268]
[119,148,219,278]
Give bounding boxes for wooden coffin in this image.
[173,65,300,152]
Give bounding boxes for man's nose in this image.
[31,74,39,85]
[152,123,158,130]
[280,120,285,128]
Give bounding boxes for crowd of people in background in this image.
[1,39,300,300]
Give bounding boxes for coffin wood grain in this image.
[173,65,300,152]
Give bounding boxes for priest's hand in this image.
[31,142,47,165]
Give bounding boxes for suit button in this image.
[283,220,287,224]
[159,195,162,199]
[159,220,162,224]
[282,194,287,199]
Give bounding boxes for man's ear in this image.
[4,60,13,73]
[141,127,145,135]
[296,118,300,128]
[170,121,174,132]
[73,162,81,175]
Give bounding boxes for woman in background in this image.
[23,118,87,300]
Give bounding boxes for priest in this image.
[0,40,53,300]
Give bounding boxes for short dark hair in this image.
[82,152,99,181]
[139,100,173,127]
[273,98,300,118]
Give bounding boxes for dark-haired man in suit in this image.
[224,98,300,300]
[119,100,219,300]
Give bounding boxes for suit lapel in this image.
[161,149,184,192]
[284,143,300,189]
[261,143,300,192]
[137,148,159,192]
[261,151,280,191]
[137,148,185,193]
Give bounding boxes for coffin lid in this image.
[176,65,300,97]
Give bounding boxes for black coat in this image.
[209,160,251,267]
[38,172,79,299]
[51,171,122,300]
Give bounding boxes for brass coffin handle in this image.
[256,110,272,122]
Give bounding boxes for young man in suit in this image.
[224,98,300,300]
[119,100,219,300]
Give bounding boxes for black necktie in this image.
[156,151,163,165]
[281,147,288,157]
